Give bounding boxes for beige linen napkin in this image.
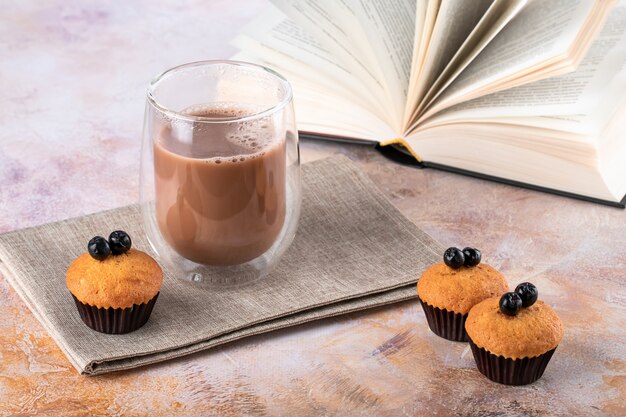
[0,156,443,375]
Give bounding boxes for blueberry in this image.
[443,247,465,269]
[515,282,538,307]
[109,230,132,255]
[88,236,111,261]
[499,292,522,316]
[462,247,481,267]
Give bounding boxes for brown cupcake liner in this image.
[468,336,557,385]
[71,292,159,334]
[418,298,468,342]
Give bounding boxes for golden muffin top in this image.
[465,297,564,359]
[66,249,163,309]
[417,262,508,314]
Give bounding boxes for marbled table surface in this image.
[1,1,625,416]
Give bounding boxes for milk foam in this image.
[182,103,280,164]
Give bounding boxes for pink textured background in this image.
[1,1,625,416]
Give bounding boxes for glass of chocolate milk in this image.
[140,61,301,285]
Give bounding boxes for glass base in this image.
[146,234,275,287]
[179,258,271,287]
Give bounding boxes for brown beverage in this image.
[154,103,286,265]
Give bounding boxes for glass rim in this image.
[147,60,293,123]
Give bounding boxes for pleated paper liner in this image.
[468,336,557,385]
[418,298,468,342]
[71,292,159,334]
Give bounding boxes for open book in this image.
[232,0,626,207]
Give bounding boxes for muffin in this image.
[465,282,564,385]
[417,247,508,341]
[66,231,162,334]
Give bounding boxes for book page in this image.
[232,6,394,125]
[598,102,626,200]
[421,5,626,126]
[403,122,621,200]
[235,9,348,74]
[406,0,496,119]
[344,0,417,132]
[425,0,601,115]
[230,49,398,142]
[271,0,416,133]
[269,1,386,91]
[404,1,440,126]
[410,0,527,123]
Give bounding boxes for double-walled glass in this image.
[140,61,301,285]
